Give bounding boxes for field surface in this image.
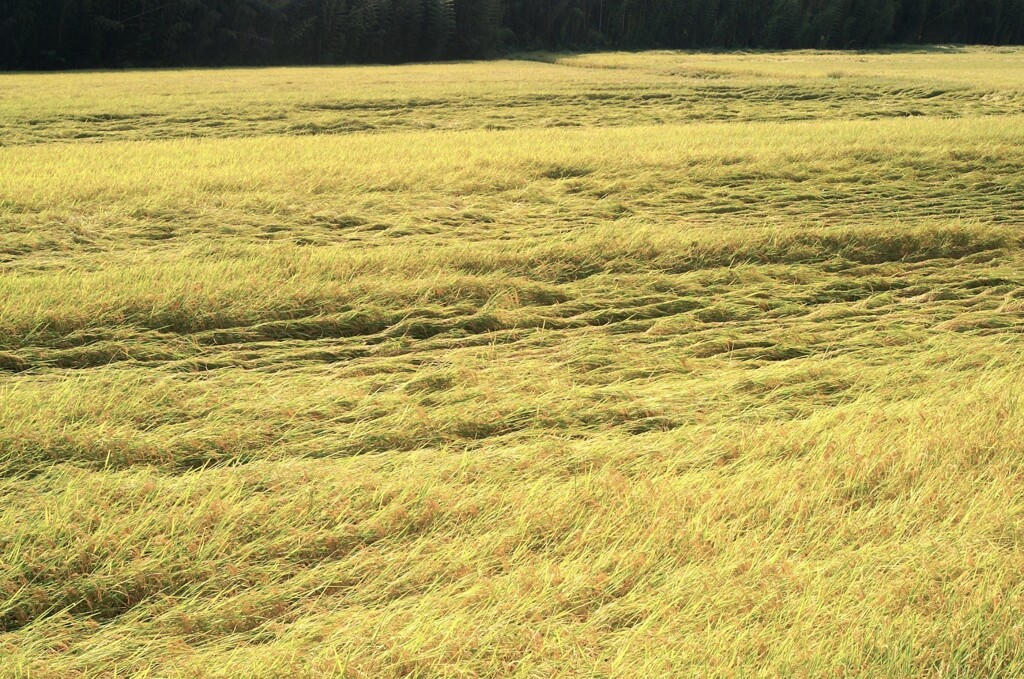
[2,48,1024,676]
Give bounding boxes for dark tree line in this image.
[2,0,1023,70]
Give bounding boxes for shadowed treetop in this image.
[2,0,1024,70]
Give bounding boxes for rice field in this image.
[2,47,1024,676]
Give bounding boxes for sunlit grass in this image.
[2,47,1023,146]
[1,48,1023,676]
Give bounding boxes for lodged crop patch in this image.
[1,48,1024,676]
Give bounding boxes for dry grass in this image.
[1,48,1023,677]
